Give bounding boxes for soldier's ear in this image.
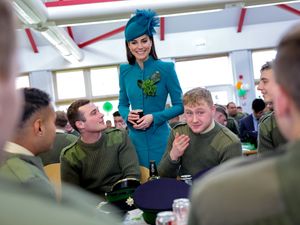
[75,120,84,130]
[33,118,43,136]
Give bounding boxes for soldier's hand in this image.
[170,133,190,161]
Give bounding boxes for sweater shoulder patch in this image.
[1,157,36,182]
[61,142,86,165]
[105,129,124,147]
[173,122,189,134]
[260,112,273,124]
[211,127,240,151]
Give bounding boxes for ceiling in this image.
[14,0,300,63]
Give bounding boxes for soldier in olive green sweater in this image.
[61,99,140,197]
[158,88,242,178]
[258,112,287,153]
[188,23,300,225]
[0,88,57,199]
[0,150,55,198]
[257,61,287,154]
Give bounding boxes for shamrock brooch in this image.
[137,71,160,96]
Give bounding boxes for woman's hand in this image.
[133,114,153,130]
[127,110,142,126]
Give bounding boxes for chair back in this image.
[44,163,61,200]
[140,166,149,184]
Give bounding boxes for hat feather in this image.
[135,9,160,36]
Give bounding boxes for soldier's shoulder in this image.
[171,122,189,135]
[61,141,78,156]
[105,128,127,145]
[212,125,240,149]
[172,122,188,129]
[260,111,274,124]
[105,127,123,134]
[2,157,36,182]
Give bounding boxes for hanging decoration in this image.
[103,101,113,113]
[235,74,249,98]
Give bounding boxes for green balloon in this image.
[238,89,247,97]
[103,101,113,112]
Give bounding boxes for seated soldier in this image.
[257,61,287,153]
[113,111,127,130]
[158,87,242,178]
[214,104,228,126]
[188,23,300,225]
[226,101,247,123]
[38,111,78,166]
[61,99,140,197]
[0,88,56,198]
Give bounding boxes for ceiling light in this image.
[40,27,84,63]
[12,0,47,25]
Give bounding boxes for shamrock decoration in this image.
[137,71,160,96]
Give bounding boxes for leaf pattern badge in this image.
[137,71,160,96]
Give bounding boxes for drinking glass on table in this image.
[155,211,176,225]
[172,198,190,225]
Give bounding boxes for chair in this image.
[44,163,61,200]
[139,166,149,184]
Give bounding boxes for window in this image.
[175,56,234,104]
[252,49,277,98]
[175,56,233,93]
[54,66,120,123]
[55,70,86,100]
[90,67,119,97]
[252,49,277,80]
[16,75,30,88]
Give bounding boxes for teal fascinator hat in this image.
[125,9,160,42]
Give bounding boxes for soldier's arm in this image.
[219,141,242,163]
[60,150,81,186]
[257,119,274,154]
[118,131,140,179]
[158,130,181,178]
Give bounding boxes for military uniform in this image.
[0,177,122,225]
[38,131,78,166]
[188,140,300,225]
[60,128,140,196]
[0,151,55,199]
[226,116,240,136]
[232,112,247,123]
[158,122,242,178]
[258,112,287,154]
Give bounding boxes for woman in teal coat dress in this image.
[118,9,183,167]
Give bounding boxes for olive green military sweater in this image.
[0,177,122,225]
[158,122,242,178]
[188,140,300,225]
[60,128,140,196]
[0,152,56,199]
[258,112,287,154]
[38,131,78,166]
